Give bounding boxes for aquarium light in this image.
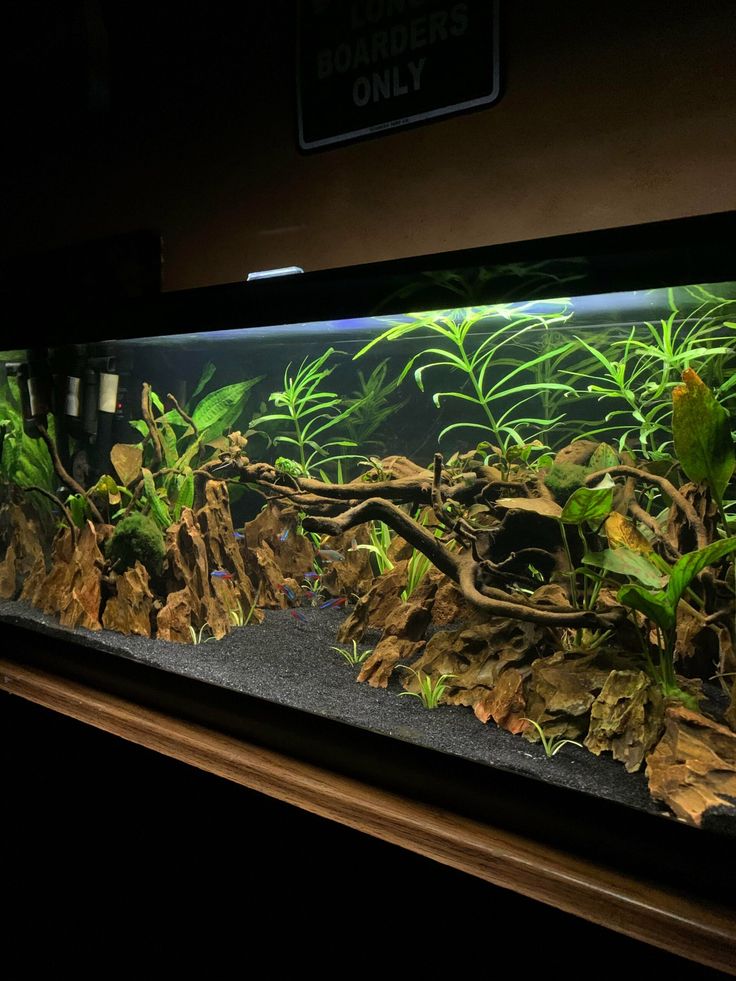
[246,266,304,281]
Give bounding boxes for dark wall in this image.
[2,1,736,291]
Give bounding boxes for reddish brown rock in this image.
[159,507,242,640]
[646,706,736,826]
[244,542,293,609]
[471,668,526,731]
[320,524,374,598]
[413,617,542,730]
[196,480,260,617]
[102,561,154,637]
[0,543,18,600]
[337,561,408,644]
[0,499,48,598]
[584,670,664,772]
[156,588,196,643]
[21,522,104,631]
[524,650,611,741]
[243,501,314,579]
[358,637,425,689]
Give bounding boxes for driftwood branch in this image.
[35,423,104,524]
[141,382,163,468]
[167,393,198,441]
[628,500,682,561]
[302,497,620,629]
[585,465,708,549]
[23,485,77,547]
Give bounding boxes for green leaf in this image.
[672,369,735,504]
[66,493,89,529]
[559,484,614,526]
[189,361,216,405]
[618,536,736,632]
[666,536,736,613]
[174,472,194,520]
[588,442,619,470]
[149,389,165,414]
[617,583,674,633]
[142,467,172,530]
[192,378,263,440]
[583,547,666,588]
[159,419,179,467]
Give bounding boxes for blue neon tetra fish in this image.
[319,597,346,609]
[277,583,296,602]
[290,609,307,624]
[211,570,234,579]
[278,528,290,542]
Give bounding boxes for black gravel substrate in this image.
[0,597,672,820]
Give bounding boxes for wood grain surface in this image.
[1,656,733,974]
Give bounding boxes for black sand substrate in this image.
[0,597,669,820]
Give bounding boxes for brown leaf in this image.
[110,443,143,486]
[604,512,652,554]
[495,497,562,519]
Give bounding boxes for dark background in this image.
[1,693,729,977]
[2,0,735,289]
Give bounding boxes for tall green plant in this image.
[254,349,361,478]
[355,304,574,472]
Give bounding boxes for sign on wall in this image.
[297,0,501,150]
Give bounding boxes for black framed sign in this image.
[297,0,501,150]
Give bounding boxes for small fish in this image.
[290,609,307,624]
[317,548,344,563]
[302,589,317,600]
[211,570,234,579]
[347,538,359,552]
[319,596,347,609]
[278,528,290,542]
[233,531,245,541]
[278,583,296,602]
[303,571,320,580]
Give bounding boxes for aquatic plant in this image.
[117,375,261,527]
[343,360,407,451]
[566,293,736,458]
[355,304,574,473]
[521,718,583,758]
[229,587,261,628]
[253,349,361,478]
[189,623,215,644]
[618,536,736,706]
[0,374,56,498]
[106,512,165,577]
[354,520,394,575]
[397,667,456,709]
[331,640,372,665]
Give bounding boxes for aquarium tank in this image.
[1,217,735,832]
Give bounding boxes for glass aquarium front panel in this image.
[1,279,735,830]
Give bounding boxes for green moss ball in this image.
[106,512,165,577]
[544,462,590,504]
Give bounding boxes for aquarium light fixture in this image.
[246,266,304,281]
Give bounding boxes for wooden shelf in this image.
[1,655,734,974]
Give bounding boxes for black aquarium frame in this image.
[2,211,736,904]
[6,209,736,347]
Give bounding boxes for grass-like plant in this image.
[521,718,583,757]
[229,586,261,628]
[189,623,215,644]
[354,520,394,575]
[397,667,456,709]
[355,303,574,473]
[330,640,372,665]
[565,292,736,459]
[253,348,361,478]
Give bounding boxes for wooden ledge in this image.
[1,655,734,974]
